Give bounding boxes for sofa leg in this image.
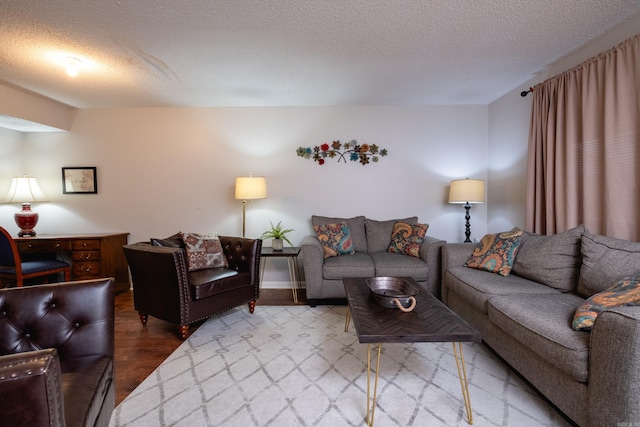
[249,300,256,314]
[138,312,148,326]
[178,325,189,340]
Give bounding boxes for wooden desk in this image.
[16,233,130,294]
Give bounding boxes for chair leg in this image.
[178,325,189,340]
[64,269,71,281]
[138,312,148,326]
[249,300,256,314]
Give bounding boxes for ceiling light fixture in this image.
[65,56,81,77]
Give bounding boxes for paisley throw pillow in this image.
[572,275,640,331]
[313,222,355,259]
[387,222,429,258]
[465,227,523,276]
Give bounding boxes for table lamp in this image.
[449,178,485,243]
[6,175,47,237]
[235,175,267,237]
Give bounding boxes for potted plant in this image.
[260,221,294,250]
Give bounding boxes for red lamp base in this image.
[15,203,39,237]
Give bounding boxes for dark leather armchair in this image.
[123,236,262,339]
[0,278,115,427]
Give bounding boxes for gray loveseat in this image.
[301,215,446,306]
[442,225,640,427]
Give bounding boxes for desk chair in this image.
[0,226,71,287]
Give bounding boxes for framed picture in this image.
[62,167,97,194]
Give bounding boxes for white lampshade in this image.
[448,179,485,204]
[6,175,46,203]
[235,176,267,200]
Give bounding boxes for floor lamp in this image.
[235,176,267,237]
[449,178,485,243]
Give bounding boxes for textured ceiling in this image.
[1,0,639,110]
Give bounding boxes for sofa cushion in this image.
[488,293,590,383]
[465,228,523,276]
[370,252,428,281]
[365,217,418,253]
[577,234,640,298]
[445,266,559,314]
[181,232,229,271]
[387,222,428,258]
[312,215,367,252]
[511,225,586,292]
[313,222,355,258]
[322,253,375,280]
[572,274,640,331]
[189,270,248,300]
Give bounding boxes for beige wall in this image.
[1,105,489,285]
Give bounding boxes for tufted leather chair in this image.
[0,277,115,427]
[123,236,261,339]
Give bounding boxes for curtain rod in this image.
[520,87,534,97]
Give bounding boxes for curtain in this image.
[525,33,640,241]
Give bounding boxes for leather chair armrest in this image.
[0,348,65,427]
[219,236,262,274]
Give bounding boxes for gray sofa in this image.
[301,215,446,306]
[442,225,640,427]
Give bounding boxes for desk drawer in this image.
[72,240,101,251]
[72,261,101,278]
[72,251,100,261]
[18,240,72,252]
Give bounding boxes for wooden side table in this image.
[260,246,301,303]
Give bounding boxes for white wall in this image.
[1,105,488,286]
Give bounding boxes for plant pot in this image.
[272,238,284,251]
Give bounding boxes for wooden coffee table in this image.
[343,277,481,426]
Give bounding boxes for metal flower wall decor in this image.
[296,140,388,166]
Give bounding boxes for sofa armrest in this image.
[123,243,192,324]
[588,306,640,426]
[442,243,475,270]
[301,235,324,297]
[219,236,262,287]
[441,243,475,303]
[0,348,65,427]
[419,236,446,298]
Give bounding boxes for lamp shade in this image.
[6,175,46,203]
[235,176,267,200]
[448,179,485,204]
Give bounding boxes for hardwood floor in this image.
[114,288,307,405]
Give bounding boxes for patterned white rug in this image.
[109,305,571,427]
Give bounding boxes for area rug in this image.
[109,305,571,427]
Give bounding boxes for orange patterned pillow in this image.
[465,228,523,276]
[181,232,228,271]
[387,222,428,258]
[313,222,355,259]
[572,275,640,331]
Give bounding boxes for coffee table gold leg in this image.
[452,342,474,424]
[366,343,382,427]
[344,307,351,332]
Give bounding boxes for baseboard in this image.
[260,280,306,290]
